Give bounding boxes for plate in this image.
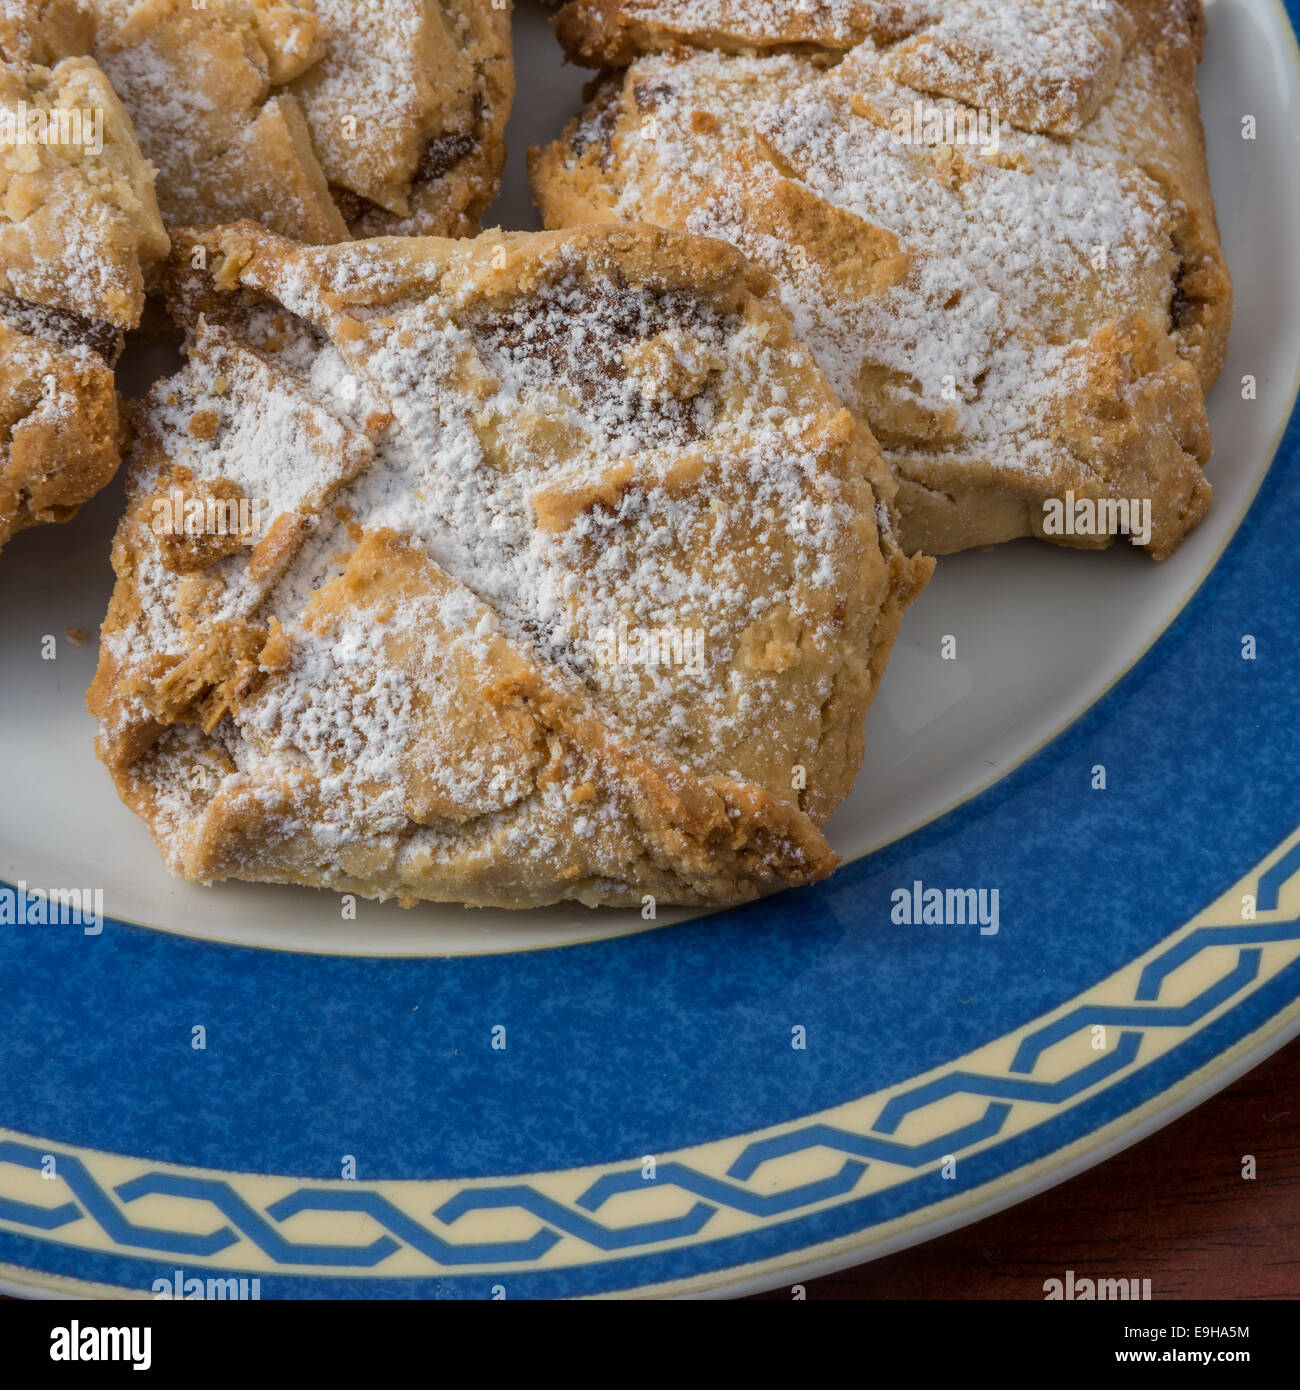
[1,0,1298,1298]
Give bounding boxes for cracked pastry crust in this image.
[532,0,1233,560]
[87,220,931,908]
[89,0,513,241]
[0,5,167,553]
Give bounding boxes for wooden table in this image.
[751,1036,1300,1299]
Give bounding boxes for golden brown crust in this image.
[0,318,119,551]
[0,0,96,66]
[89,220,931,908]
[0,52,166,325]
[301,0,515,240]
[0,39,167,555]
[93,0,345,243]
[1078,0,1231,394]
[535,0,1232,560]
[554,0,918,68]
[111,528,843,908]
[90,0,513,242]
[1,0,513,558]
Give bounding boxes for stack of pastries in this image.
[0,0,1230,908]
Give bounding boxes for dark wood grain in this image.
[749,1036,1300,1300]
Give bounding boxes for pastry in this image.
[90,0,513,241]
[288,0,514,240]
[87,220,931,908]
[0,3,167,553]
[2,0,513,556]
[532,0,1233,559]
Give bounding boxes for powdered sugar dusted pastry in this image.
[533,0,1233,559]
[88,222,930,909]
[290,0,514,239]
[0,0,95,64]
[88,0,511,242]
[0,5,167,553]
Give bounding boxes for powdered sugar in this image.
[289,0,442,212]
[98,231,890,889]
[579,25,1175,482]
